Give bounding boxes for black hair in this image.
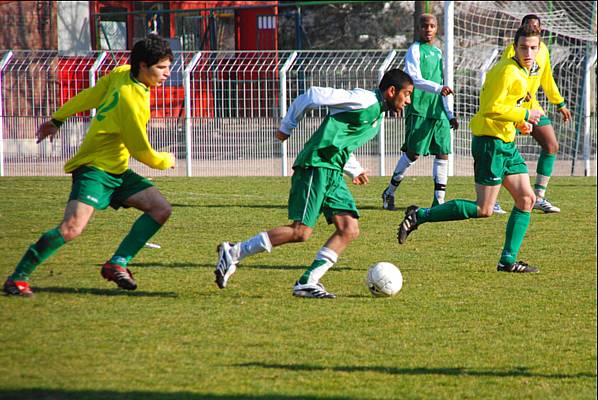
[521,14,541,26]
[514,24,541,46]
[130,34,174,77]
[379,69,414,92]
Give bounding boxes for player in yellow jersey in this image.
[4,35,176,296]
[496,14,571,213]
[397,25,544,273]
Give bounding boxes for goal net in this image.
[452,0,597,176]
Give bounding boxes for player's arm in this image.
[278,87,373,136]
[479,69,541,124]
[119,98,175,170]
[404,44,453,96]
[343,153,368,185]
[36,74,112,143]
[540,47,571,122]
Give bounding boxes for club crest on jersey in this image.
[529,62,540,76]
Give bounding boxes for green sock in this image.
[109,214,162,267]
[11,228,66,281]
[298,259,328,285]
[416,199,478,224]
[500,207,531,266]
[534,151,555,194]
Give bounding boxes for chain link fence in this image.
[0,48,596,177]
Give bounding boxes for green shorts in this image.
[401,114,451,155]
[288,167,359,228]
[69,166,154,210]
[472,136,528,186]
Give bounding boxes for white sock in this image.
[534,174,550,198]
[433,158,448,204]
[300,247,338,285]
[386,153,415,195]
[231,232,272,263]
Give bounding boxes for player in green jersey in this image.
[215,69,414,298]
[397,25,544,274]
[4,35,176,296]
[382,14,458,211]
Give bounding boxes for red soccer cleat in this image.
[100,263,137,290]
[3,278,34,297]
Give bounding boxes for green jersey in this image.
[280,87,386,172]
[403,41,453,121]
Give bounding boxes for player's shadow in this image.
[241,264,356,271]
[32,286,178,298]
[127,262,209,269]
[234,362,596,380]
[0,389,347,400]
[171,203,287,210]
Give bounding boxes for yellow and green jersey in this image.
[53,65,174,174]
[470,57,530,143]
[500,41,566,112]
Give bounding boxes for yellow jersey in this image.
[500,41,566,112]
[470,57,530,143]
[53,65,174,174]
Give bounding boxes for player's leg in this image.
[101,171,169,290]
[397,135,501,244]
[294,173,358,298]
[430,119,451,207]
[497,172,538,272]
[215,167,323,289]
[383,115,424,210]
[531,120,560,213]
[4,200,95,296]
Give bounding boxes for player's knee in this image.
[292,227,312,242]
[59,223,84,241]
[477,206,494,218]
[339,223,360,241]
[150,201,172,224]
[544,141,559,154]
[517,193,536,211]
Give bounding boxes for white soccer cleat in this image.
[215,242,237,289]
[493,202,508,215]
[534,198,560,213]
[292,281,336,299]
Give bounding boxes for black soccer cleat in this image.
[397,205,419,244]
[496,260,539,273]
[382,190,396,211]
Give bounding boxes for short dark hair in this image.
[514,24,541,46]
[379,69,413,92]
[130,34,173,77]
[521,14,541,26]
[419,13,437,26]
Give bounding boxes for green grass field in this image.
[0,176,596,400]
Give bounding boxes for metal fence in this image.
[0,49,596,177]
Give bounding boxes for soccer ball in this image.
[366,262,403,297]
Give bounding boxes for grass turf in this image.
[0,176,596,400]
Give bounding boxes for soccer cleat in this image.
[382,190,396,211]
[493,202,508,214]
[3,278,34,297]
[497,260,539,273]
[292,281,336,299]
[215,242,237,289]
[534,197,560,213]
[397,205,419,244]
[101,263,137,290]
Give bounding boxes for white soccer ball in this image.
[366,262,403,297]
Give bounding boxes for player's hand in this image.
[558,106,571,123]
[275,130,290,142]
[449,118,459,130]
[440,86,454,96]
[36,120,59,144]
[527,109,544,125]
[166,152,176,169]
[352,172,369,185]
[516,121,533,135]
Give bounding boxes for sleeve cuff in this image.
[524,110,529,122]
[50,118,64,128]
[556,101,566,110]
